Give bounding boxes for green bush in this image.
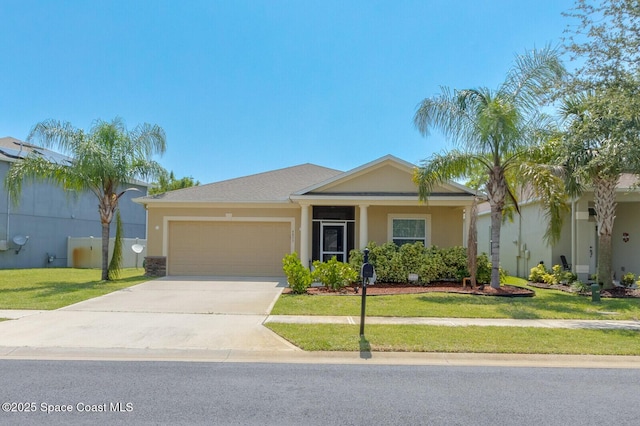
[476,253,491,284]
[529,263,547,283]
[282,252,312,294]
[621,272,636,287]
[542,272,558,285]
[438,246,469,280]
[312,256,359,290]
[572,280,590,293]
[347,242,493,285]
[369,242,400,283]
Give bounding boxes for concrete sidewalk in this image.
[266,315,640,330]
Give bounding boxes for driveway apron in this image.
[0,277,298,353]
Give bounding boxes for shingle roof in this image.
[141,163,343,203]
[0,136,73,165]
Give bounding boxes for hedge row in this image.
[348,242,491,285]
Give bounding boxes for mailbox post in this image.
[360,248,375,337]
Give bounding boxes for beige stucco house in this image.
[134,155,477,277]
[476,174,640,281]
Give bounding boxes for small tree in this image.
[148,170,200,195]
[108,210,123,280]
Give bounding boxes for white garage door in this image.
[168,221,292,276]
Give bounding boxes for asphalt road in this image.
[1,360,638,425]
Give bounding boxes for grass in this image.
[0,268,152,310]
[265,323,640,355]
[271,277,640,320]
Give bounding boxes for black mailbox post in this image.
[360,249,375,337]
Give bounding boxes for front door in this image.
[321,223,346,262]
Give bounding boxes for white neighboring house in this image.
[476,174,640,281]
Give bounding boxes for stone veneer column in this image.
[144,256,166,277]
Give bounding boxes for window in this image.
[388,214,430,246]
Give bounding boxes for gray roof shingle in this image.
[141,163,343,203]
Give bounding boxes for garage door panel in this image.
[168,221,291,276]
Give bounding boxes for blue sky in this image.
[1,0,577,183]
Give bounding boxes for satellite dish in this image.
[13,235,29,254]
[131,244,144,254]
[13,235,28,246]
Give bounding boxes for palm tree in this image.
[5,117,166,281]
[558,79,640,289]
[413,47,567,289]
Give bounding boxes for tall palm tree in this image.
[558,79,640,289]
[413,47,567,289]
[5,117,166,281]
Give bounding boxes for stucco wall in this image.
[322,164,419,193]
[611,202,640,278]
[477,203,561,278]
[0,161,147,269]
[366,205,464,248]
[145,205,301,256]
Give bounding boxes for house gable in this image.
[295,154,473,197]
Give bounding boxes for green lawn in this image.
[268,276,640,354]
[0,268,153,310]
[271,277,640,320]
[265,323,640,355]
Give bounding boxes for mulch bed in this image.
[284,282,535,297]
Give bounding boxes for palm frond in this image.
[413,151,485,201]
[414,87,481,147]
[502,45,565,110]
[517,161,570,244]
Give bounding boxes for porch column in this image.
[359,204,369,249]
[462,206,470,248]
[300,203,311,269]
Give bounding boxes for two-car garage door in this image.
[168,220,292,276]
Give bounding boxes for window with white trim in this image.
[388,214,431,246]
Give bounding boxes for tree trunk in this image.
[487,167,507,289]
[489,206,502,289]
[594,176,617,289]
[467,197,478,287]
[99,192,116,281]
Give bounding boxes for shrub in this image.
[349,242,498,284]
[621,272,636,287]
[417,253,443,284]
[312,256,359,290]
[542,272,558,285]
[529,263,547,283]
[282,252,312,294]
[476,253,491,284]
[572,280,590,293]
[438,246,469,280]
[368,242,400,283]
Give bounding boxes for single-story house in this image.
[476,174,640,281]
[0,136,148,269]
[134,155,477,277]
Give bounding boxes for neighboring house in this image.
[134,155,477,277]
[0,136,148,269]
[476,174,640,281]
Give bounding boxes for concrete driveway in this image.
[0,276,298,356]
